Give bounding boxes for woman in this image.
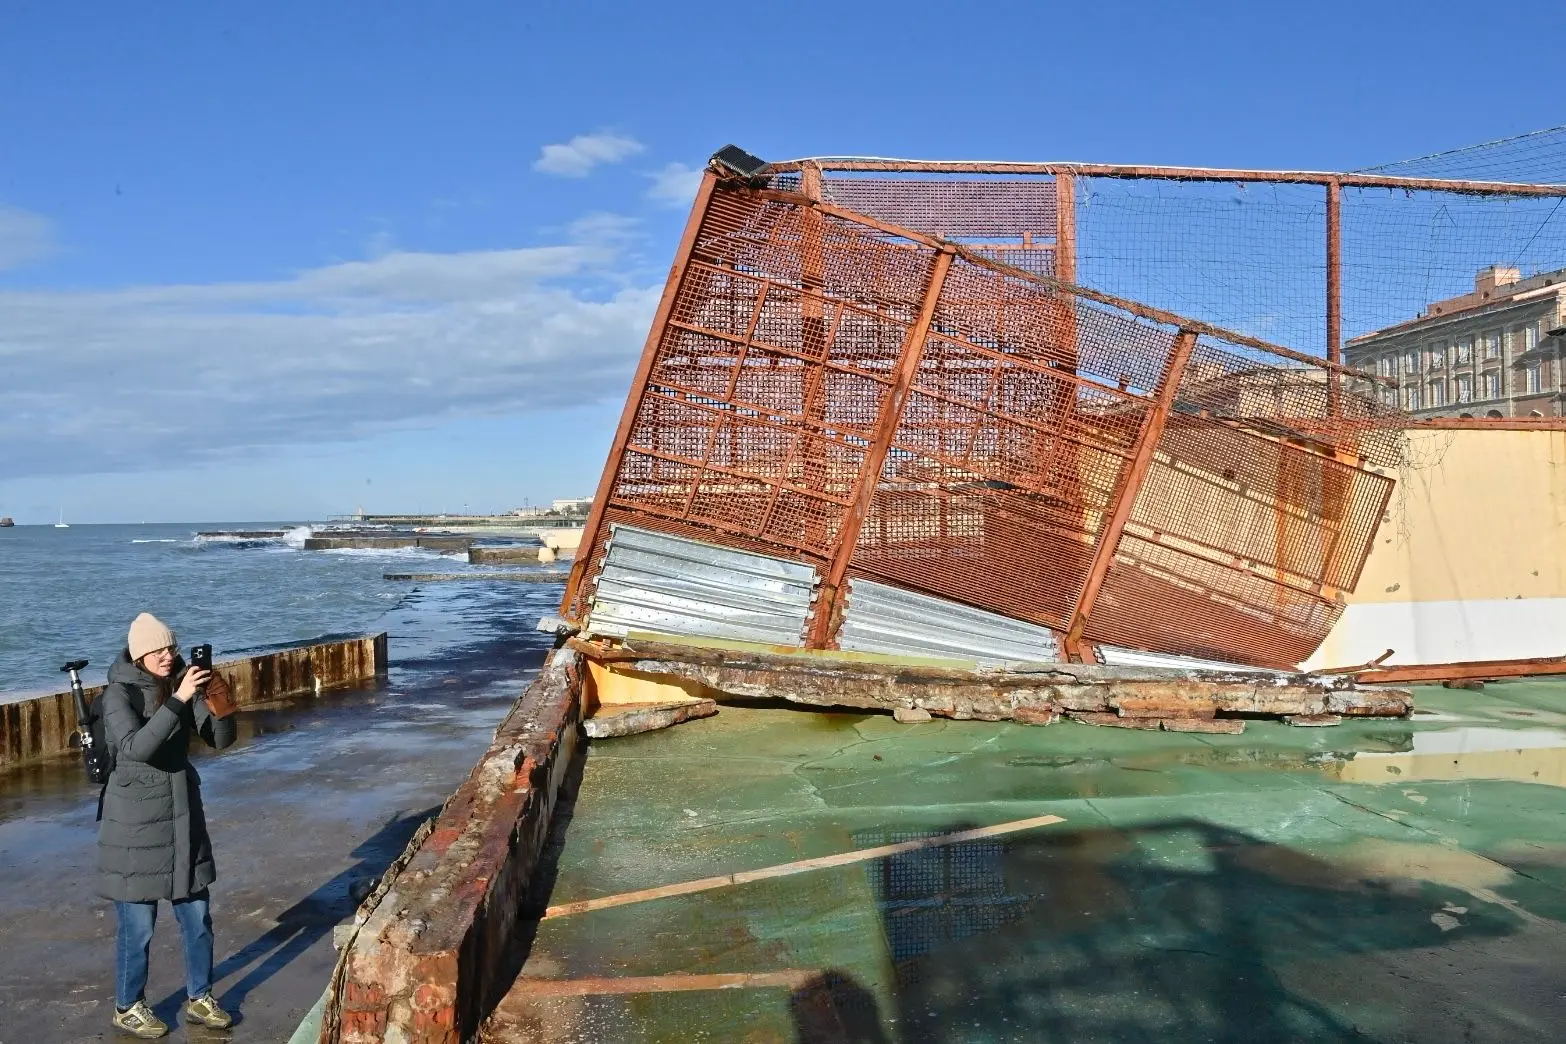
[98,612,236,1038]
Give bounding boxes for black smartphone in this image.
[190,644,212,671]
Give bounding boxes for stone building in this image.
[1345,265,1566,418]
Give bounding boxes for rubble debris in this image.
[1159,718,1246,734]
[567,637,1412,726]
[1066,712,1160,730]
[892,707,933,724]
[1285,713,1344,727]
[583,698,718,738]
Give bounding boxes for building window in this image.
[1403,350,1420,375]
[1456,337,1473,364]
[1428,381,1447,406]
[1525,324,1539,351]
[1404,386,1422,410]
[1482,330,1501,359]
[1455,374,1472,403]
[1382,388,1399,407]
[1526,365,1542,394]
[1483,371,1501,399]
[1377,355,1394,378]
[1429,342,1445,369]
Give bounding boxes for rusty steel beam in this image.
[1401,416,1566,430]
[808,248,955,647]
[1355,655,1566,685]
[1054,172,1077,284]
[1061,329,1200,660]
[762,158,1566,197]
[1326,179,1342,416]
[563,172,719,619]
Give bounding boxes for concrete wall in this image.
[326,648,583,1044]
[0,634,388,771]
[1303,428,1566,669]
[304,535,472,551]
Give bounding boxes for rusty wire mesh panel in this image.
[1090,532,1347,668]
[821,178,1058,240]
[566,188,938,619]
[1175,335,1406,469]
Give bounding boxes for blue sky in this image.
[2,0,1563,523]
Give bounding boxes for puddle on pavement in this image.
[1330,726,1566,787]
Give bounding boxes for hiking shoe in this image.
[112,1000,169,1039]
[183,993,233,1030]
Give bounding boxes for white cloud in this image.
[0,205,59,270]
[0,221,660,480]
[645,163,704,207]
[534,133,645,177]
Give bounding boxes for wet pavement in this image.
[0,579,560,1043]
[506,681,1566,1043]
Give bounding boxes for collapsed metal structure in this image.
[562,149,1566,671]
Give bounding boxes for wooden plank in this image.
[542,813,1066,919]
[507,970,819,997]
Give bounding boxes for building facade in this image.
[1345,266,1566,419]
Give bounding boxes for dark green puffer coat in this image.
[96,650,236,902]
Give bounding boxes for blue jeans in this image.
[114,893,213,1009]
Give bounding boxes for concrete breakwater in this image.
[304,533,474,552]
[0,633,388,771]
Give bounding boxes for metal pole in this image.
[1060,328,1200,660]
[763,158,1566,198]
[1326,179,1342,417]
[807,248,956,647]
[560,171,720,620]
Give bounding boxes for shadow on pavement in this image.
[152,805,441,1023]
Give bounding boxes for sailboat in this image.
[54,509,69,529]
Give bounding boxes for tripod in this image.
[62,658,112,783]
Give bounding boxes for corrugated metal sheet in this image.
[837,578,1060,666]
[1094,644,1288,676]
[585,525,819,645]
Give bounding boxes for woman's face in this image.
[138,646,176,678]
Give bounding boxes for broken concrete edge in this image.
[568,637,1414,724]
[0,633,389,772]
[583,698,718,738]
[324,647,583,1044]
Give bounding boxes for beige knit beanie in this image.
[127,613,178,662]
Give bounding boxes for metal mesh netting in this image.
[1356,124,1566,185]
[568,174,1411,668]
[1072,178,1566,370]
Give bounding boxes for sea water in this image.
[0,522,514,697]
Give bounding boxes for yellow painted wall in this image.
[584,659,713,713]
[1306,428,1566,668]
[1352,429,1566,605]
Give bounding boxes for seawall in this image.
[0,633,389,771]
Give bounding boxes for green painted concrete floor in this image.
[497,682,1566,1043]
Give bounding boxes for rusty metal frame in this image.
[1326,179,1342,415]
[765,158,1566,197]
[808,248,956,645]
[563,172,718,614]
[566,169,1407,667]
[1060,329,1200,660]
[1401,416,1566,430]
[1355,655,1566,684]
